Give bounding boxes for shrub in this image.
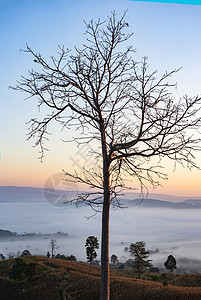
[151,274,160,282]
[163,280,168,286]
[67,255,77,261]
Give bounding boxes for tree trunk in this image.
[138,262,141,279]
[100,164,110,300]
[100,124,110,300]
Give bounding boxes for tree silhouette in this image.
[164,255,177,272]
[21,250,31,257]
[129,241,152,278]
[0,254,5,260]
[49,239,58,258]
[111,254,118,264]
[67,255,77,261]
[12,12,201,299]
[85,236,99,271]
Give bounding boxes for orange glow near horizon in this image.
[1,142,200,197]
[1,162,200,197]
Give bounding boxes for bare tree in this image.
[12,12,201,300]
[49,239,58,258]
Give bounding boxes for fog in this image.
[1,202,201,272]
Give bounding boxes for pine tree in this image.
[129,241,152,278]
[85,236,99,271]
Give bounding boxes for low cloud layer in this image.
[1,202,201,272]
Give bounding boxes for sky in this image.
[0,0,201,197]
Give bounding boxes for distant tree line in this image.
[0,229,69,239]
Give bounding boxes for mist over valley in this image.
[1,186,201,273]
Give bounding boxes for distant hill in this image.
[0,186,46,203]
[0,228,69,240]
[0,229,15,238]
[0,198,7,203]
[120,192,201,202]
[0,186,77,204]
[184,199,201,205]
[0,186,201,208]
[121,198,201,209]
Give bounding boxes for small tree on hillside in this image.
[0,254,5,260]
[164,255,177,272]
[85,236,99,271]
[129,241,152,278]
[111,254,118,264]
[21,250,31,257]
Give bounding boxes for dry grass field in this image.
[1,256,201,299]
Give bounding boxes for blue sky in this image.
[131,0,201,4]
[0,0,201,196]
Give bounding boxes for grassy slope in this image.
[1,256,201,300]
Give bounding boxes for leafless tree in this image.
[12,12,201,299]
[49,239,58,258]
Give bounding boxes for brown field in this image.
[1,256,201,299]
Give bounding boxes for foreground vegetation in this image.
[1,256,201,299]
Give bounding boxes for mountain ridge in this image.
[0,186,201,208]
[121,198,201,209]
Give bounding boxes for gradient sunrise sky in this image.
[0,0,201,196]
